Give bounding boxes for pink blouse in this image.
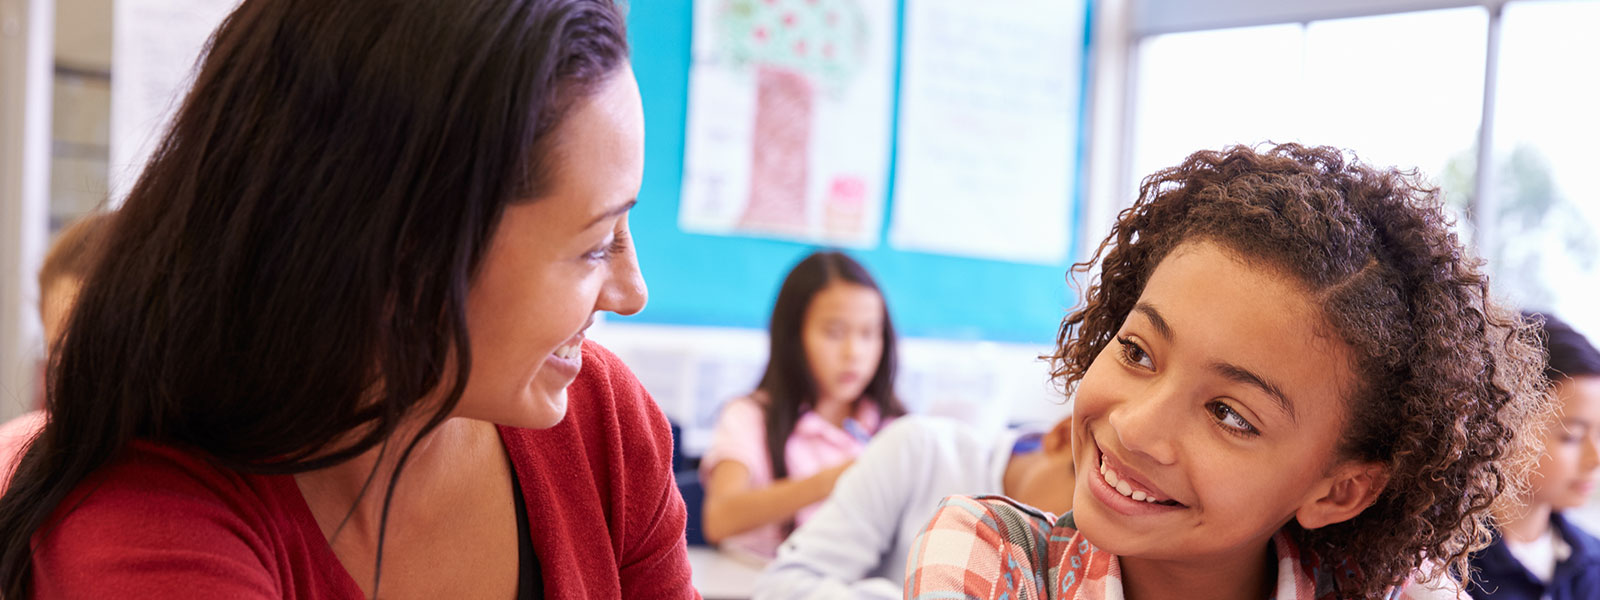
[699,393,887,558]
[0,409,46,487]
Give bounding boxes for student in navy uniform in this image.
[1471,312,1600,600]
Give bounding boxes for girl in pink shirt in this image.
[700,251,906,559]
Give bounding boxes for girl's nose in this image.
[1106,382,1181,466]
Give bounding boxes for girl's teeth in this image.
[1101,455,1165,504]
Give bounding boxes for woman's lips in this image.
[544,336,586,380]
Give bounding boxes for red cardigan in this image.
[31,342,698,599]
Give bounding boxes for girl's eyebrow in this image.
[1134,301,1297,424]
[1211,361,1298,424]
[1132,302,1175,341]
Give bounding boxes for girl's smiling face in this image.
[1071,241,1386,569]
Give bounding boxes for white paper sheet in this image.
[109,0,240,205]
[679,0,896,248]
[889,0,1084,264]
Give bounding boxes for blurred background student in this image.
[1470,312,1600,599]
[700,250,906,560]
[0,210,113,484]
[754,414,1075,599]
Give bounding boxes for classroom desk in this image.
[688,546,767,600]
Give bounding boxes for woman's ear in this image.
[1295,462,1389,530]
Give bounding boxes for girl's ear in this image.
[1295,462,1389,530]
[1043,417,1073,454]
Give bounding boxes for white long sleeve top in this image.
[754,415,1027,600]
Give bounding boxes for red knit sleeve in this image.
[590,343,700,600]
[30,446,300,599]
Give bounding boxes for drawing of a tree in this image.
[717,0,869,233]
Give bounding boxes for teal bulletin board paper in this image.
[623,0,1090,344]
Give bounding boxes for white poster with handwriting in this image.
[679,0,896,247]
[889,0,1084,264]
[109,0,241,204]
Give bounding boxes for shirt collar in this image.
[793,401,883,443]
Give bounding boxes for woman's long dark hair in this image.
[757,251,904,482]
[0,0,627,595]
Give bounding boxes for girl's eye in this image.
[1116,336,1154,370]
[1207,401,1260,437]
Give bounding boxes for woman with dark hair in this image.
[699,250,906,559]
[1470,312,1600,599]
[0,1,695,598]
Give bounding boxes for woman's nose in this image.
[598,249,647,316]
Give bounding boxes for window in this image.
[1485,0,1600,338]
[1127,1,1596,340]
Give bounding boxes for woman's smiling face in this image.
[453,67,647,430]
[1071,240,1382,566]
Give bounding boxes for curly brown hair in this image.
[1051,143,1550,598]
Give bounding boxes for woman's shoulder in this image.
[567,340,645,404]
[502,340,675,471]
[50,441,279,510]
[39,441,303,539]
[31,441,344,597]
[534,339,673,433]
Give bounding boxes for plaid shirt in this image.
[904,495,1464,600]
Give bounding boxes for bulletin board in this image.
[624,0,1094,343]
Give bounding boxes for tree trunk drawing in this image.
[739,65,814,232]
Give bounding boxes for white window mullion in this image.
[1471,3,1503,260]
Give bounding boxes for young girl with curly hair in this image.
[904,143,1551,600]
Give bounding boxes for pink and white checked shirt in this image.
[904,495,1463,600]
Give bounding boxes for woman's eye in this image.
[1116,336,1154,370]
[584,234,627,262]
[1207,401,1260,437]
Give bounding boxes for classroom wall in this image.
[612,0,1091,449]
[623,0,1091,345]
[2,0,1092,432]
